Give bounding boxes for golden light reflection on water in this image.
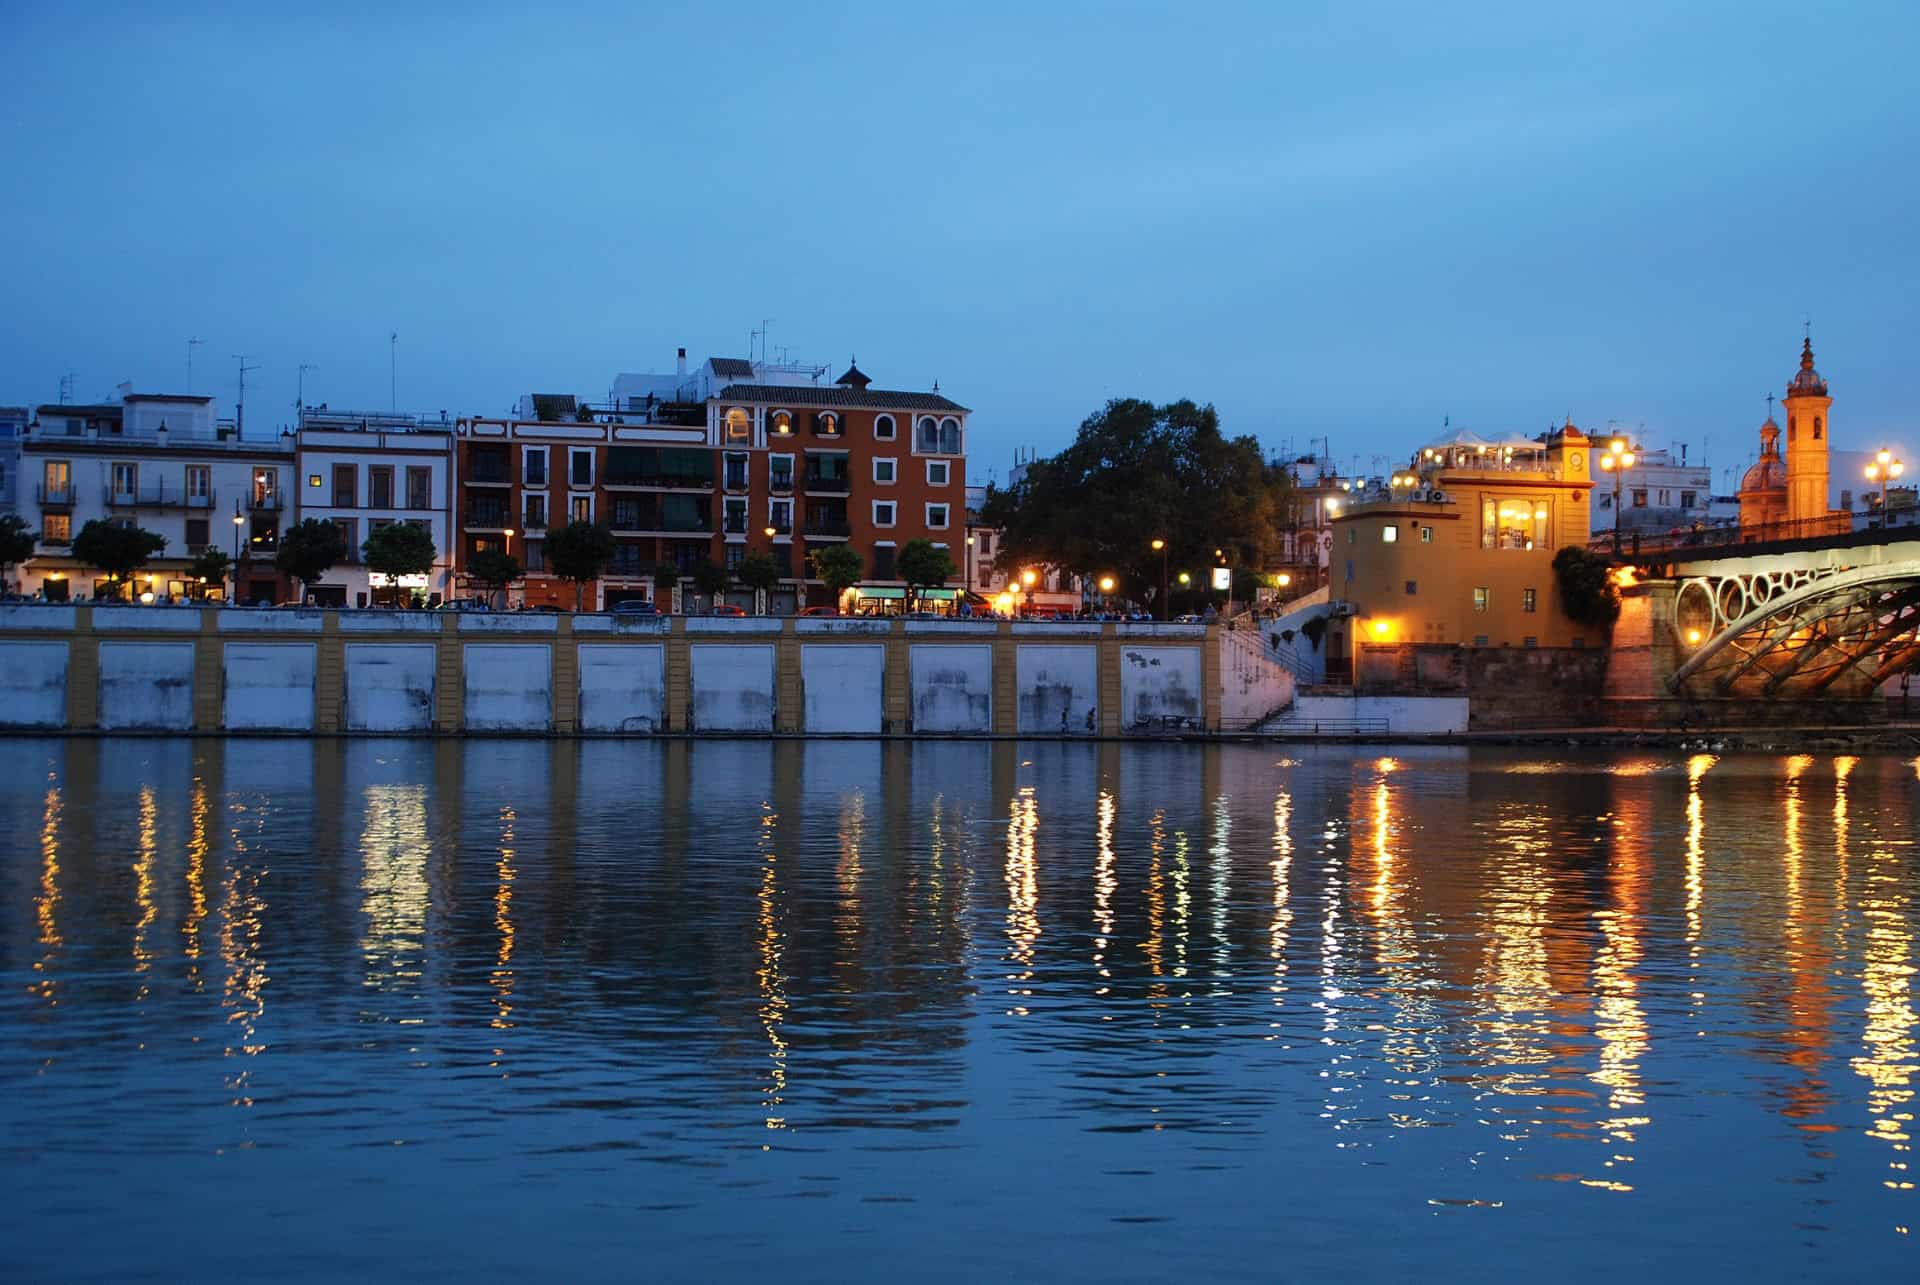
[1209,796,1231,972]
[1475,799,1560,1105]
[132,786,158,989]
[1269,788,1293,1015]
[359,785,431,991]
[1587,788,1652,1189]
[1004,786,1039,1008]
[1093,790,1116,981]
[1684,755,1714,986]
[836,787,865,963]
[755,800,788,1130]
[490,805,517,1035]
[220,807,271,1104]
[30,784,63,1005]
[182,776,210,990]
[1852,817,1917,1201]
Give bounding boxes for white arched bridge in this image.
[1631,525,1920,699]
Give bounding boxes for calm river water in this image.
[2,739,1916,1280]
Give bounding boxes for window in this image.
[724,452,749,491]
[917,417,939,452]
[369,467,393,509]
[766,410,790,438]
[1420,526,1432,543]
[570,495,592,524]
[569,449,593,488]
[926,503,949,529]
[1631,489,1647,508]
[724,542,746,570]
[872,543,896,580]
[1344,558,1353,582]
[1485,497,1549,549]
[1381,525,1397,543]
[769,499,793,533]
[1656,488,1670,507]
[1813,416,1823,440]
[978,532,993,556]
[111,462,137,498]
[873,500,897,528]
[523,540,545,573]
[1788,416,1797,441]
[407,467,431,509]
[42,512,71,544]
[1680,490,1696,509]
[1473,587,1490,612]
[1522,588,1537,613]
[524,493,547,531]
[1523,636,1538,649]
[724,497,748,535]
[186,465,211,501]
[309,473,322,488]
[874,414,896,440]
[1405,580,1417,595]
[874,457,896,484]
[813,411,842,437]
[330,517,357,560]
[524,448,547,485]
[1841,489,1854,510]
[1347,527,1355,544]
[770,455,794,492]
[938,417,962,454]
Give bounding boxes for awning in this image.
[856,586,906,599]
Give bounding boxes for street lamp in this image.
[1150,538,1168,620]
[231,511,245,602]
[1866,450,1905,530]
[1597,437,1637,555]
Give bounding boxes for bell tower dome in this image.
[1781,334,1831,525]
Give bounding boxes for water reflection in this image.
[0,740,1916,1279]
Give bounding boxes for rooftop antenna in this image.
[297,363,319,422]
[232,354,260,436]
[187,337,205,393]
[759,319,772,365]
[58,370,77,404]
[389,332,398,411]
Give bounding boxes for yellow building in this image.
[1326,423,1599,663]
[1739,336,1850,537]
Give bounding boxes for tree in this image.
[897,538,957,611]
[71,520,166,599]
[362,522,436,604]
[276,518,347,601]
[468,548,522,609]
[691,559,731,605]
[547,521,616,611]
[0,514,35,591]
[187,547,230,597]
[809,544,863,609]
[736,552,781,611]
[1553,546,1622,630]
[979,398,1291,605]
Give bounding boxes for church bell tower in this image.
[1781,335,1831,526]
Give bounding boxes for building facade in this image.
[0,406,25,524]
[294,409,457,606]
[962,481,1083,615]
[1327,423,1596,667]
[1590,444,1712,538]
[1738,337,1854,538]
[18,389,293,602]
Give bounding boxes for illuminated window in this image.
[1381,525,1397,543]
[730,408,756,440]
[1522,588,1536,613]
[1487,498,1549,549]
[1420,526,1432,543]
[308,474,322,487]
[1473,587,1489,612]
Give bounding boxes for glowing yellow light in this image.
[138,591,154,604]
[1371,620,1390,639]
[1621,452,1635,467]
[1178,571,1191,585]
[1610,438,1626,455]
[1097,575,1116,593]
[1880,449,1893,466]
[1612,566,1639,588]
[1150,538,1165,551]
[1020,568,1037,587]
[1685,628,1702,645]
[1276,573,1291,587]
[1534,506,1550,520]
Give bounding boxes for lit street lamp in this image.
[231,511,245,602]
[1866,449,1905,530]
[1597,437,1637,556]
[1150,537,1168,620]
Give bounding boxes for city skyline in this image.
[5,2,1919,484]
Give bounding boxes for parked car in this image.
[611,599,658,616]
[708,604,746,617]
[797,606,839,617]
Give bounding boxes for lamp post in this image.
[1866,450,1905,530]
[1150,538,1168,620]
[231,511,245,603]
[1020,567,1037,618]
[1097,574,1116,613]
[1597,437,1637,556]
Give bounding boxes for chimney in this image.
[676,347,687,376]
[156,420,169,449]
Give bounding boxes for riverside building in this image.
[294,407,457,606]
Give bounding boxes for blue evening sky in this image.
[4,1,1917,495]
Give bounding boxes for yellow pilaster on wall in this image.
[193,607,222,731]
[315,612,344,732]
[551,616,578,733]
[992,621,1017,736]
[1202,622,1223,732]
[434,614,462,733]
[884,619,911,733]
[775,619,802,733]
[67,606,98,730]
[1097,623,1122,737]
[664,617,689,732]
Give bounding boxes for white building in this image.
[1590,444,1713,537]
[295,408,457,606]
[20,388,294,602]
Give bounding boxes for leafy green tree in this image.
[546,521,616,611]
[809,544,863,609]
[362,522,436,602]
[896,538,957,610]
[736,552,781,611]
[691,560,731,605]
[979,398,1291,605]
[1552,546,1621,630]
[276,518,347,600]
[71,520,166,599]
[188,547,230,596]
[0,514,36,591]
[468,548,522,609]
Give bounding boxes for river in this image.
[2,739,1915,1280]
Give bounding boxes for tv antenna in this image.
[389,332,398,411]
[187,337,205,393]
[297,363,319,422]
[232,354,261,436]
[58,370,77,404]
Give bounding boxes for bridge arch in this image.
[1667,563,1920,696]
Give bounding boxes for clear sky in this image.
[5,1,1918,496]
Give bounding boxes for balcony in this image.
[249,492,284,512]
[463,508,512,530]
[37,483,75,507]
[609,506,712,534]
[803,473,852,495]
[723,468,749,493]
[723,514,748,535]
[770,473,794,495]
[604,471,715,491]
[522,513,548,532]
[39,533,71,548]
[768,517,793,535]
[105,482,219,509]
[804,516,851,538]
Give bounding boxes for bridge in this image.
[1614,518,1920,700]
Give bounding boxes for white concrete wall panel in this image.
[0,641,69,727]
[690,643,776,732]
[223,642,317,731]
[910,643,993,733]
[0,606,77,631]
[339,613,441,633]
[344,643,436,732]
[97,641,196,730]
[1219,632,1296,727]
[577,643,667,733]
[801,643,885,733]
[218,610,326,634]
[1284,694,1469,735]
[1015,644,1098,734]
[463,643,553,731]
[93,606,204,632]
[1119,645,1204,730]
[459,614,557,634]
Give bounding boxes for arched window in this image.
[767,410,791,437]
[917,416,939,452]
[874,413,896,440]
[1813,416,1823,440]
[727,407,753,441]
[938,416,962,455]
[1788,416,1796,442]
[815,411,841,437]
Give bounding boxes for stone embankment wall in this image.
[0,606,1297,738]
[1350,639,1610,729]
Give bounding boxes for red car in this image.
[797,606,839,617]
[709,604,747,616]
